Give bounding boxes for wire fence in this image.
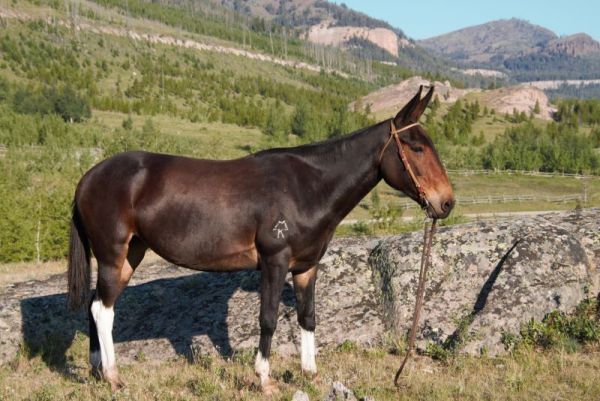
[363,193,587,210]
[446,169,598,179]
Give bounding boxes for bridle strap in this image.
[379,120,428,206]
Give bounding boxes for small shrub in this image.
[370,202,402,231]
[191,349,213,370]
[516,298,600,352]
[425,342,453,361]
[122,115,134,130]
[337,340,358,353]
[501,331,518,351]
[350,221,371,236]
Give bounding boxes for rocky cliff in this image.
[477,84,557,119]
[545,33,600,57]
[307,23,411,57]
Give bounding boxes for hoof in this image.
[261,379,279,396]
[109,377,125,392]
[105,370,125,392]
[301,369,318,380]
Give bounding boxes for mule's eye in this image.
[412,145,424,153]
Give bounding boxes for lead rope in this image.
[394,217,438,386]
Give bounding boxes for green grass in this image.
[92,110,266,159]
[449,174,599,197]
[2,331,600,400]
[340,173,600,227]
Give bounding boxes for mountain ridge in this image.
[418,18,557,64]
[419,18,600,61]
[418,17,600,81]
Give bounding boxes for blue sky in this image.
[334,1,599,40]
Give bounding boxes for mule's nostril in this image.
[442,198,455,212]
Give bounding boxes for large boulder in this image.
[369,208,600,355]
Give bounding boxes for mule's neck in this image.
[299,120,390,226]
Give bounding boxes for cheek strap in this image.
[379,120,428,207]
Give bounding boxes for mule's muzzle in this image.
[424,196,455,219]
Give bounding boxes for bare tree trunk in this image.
[35,200,41,263]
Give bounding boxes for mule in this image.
[67,86,454,393]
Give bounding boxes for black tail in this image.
[67,202,91,311]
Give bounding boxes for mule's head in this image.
[379,86,455,219]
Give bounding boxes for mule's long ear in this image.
[394,85,435,125]
[411,85,435,121]
[394,85,423,125]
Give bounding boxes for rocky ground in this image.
[1,209,598,368]
[0,238,384,366]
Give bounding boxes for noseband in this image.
[379,120,429,208]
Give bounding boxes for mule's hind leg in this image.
[255,253,289,394]
[292,265,317,375]
[89,236,146,391]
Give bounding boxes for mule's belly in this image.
[135,204,259,271]
[171,245,259,272]
[139,224,260,271]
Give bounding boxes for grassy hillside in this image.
[0,0,389,262]
[0,0,599,263]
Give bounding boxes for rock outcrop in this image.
[369,208,600,356]
[352,76,555,120]
[350,76,479,114]
[307,23,409,57]
[545,33,600,57]
[477,84,556,120]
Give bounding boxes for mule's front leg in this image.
[292,265,317,375]
[255,256,288,394]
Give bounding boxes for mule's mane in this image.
[254,120,389,164]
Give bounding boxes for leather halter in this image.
[378,120,429,207]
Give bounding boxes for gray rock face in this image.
[323,381,358,401]
[369,208,600,355]
[292,389,310,401]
